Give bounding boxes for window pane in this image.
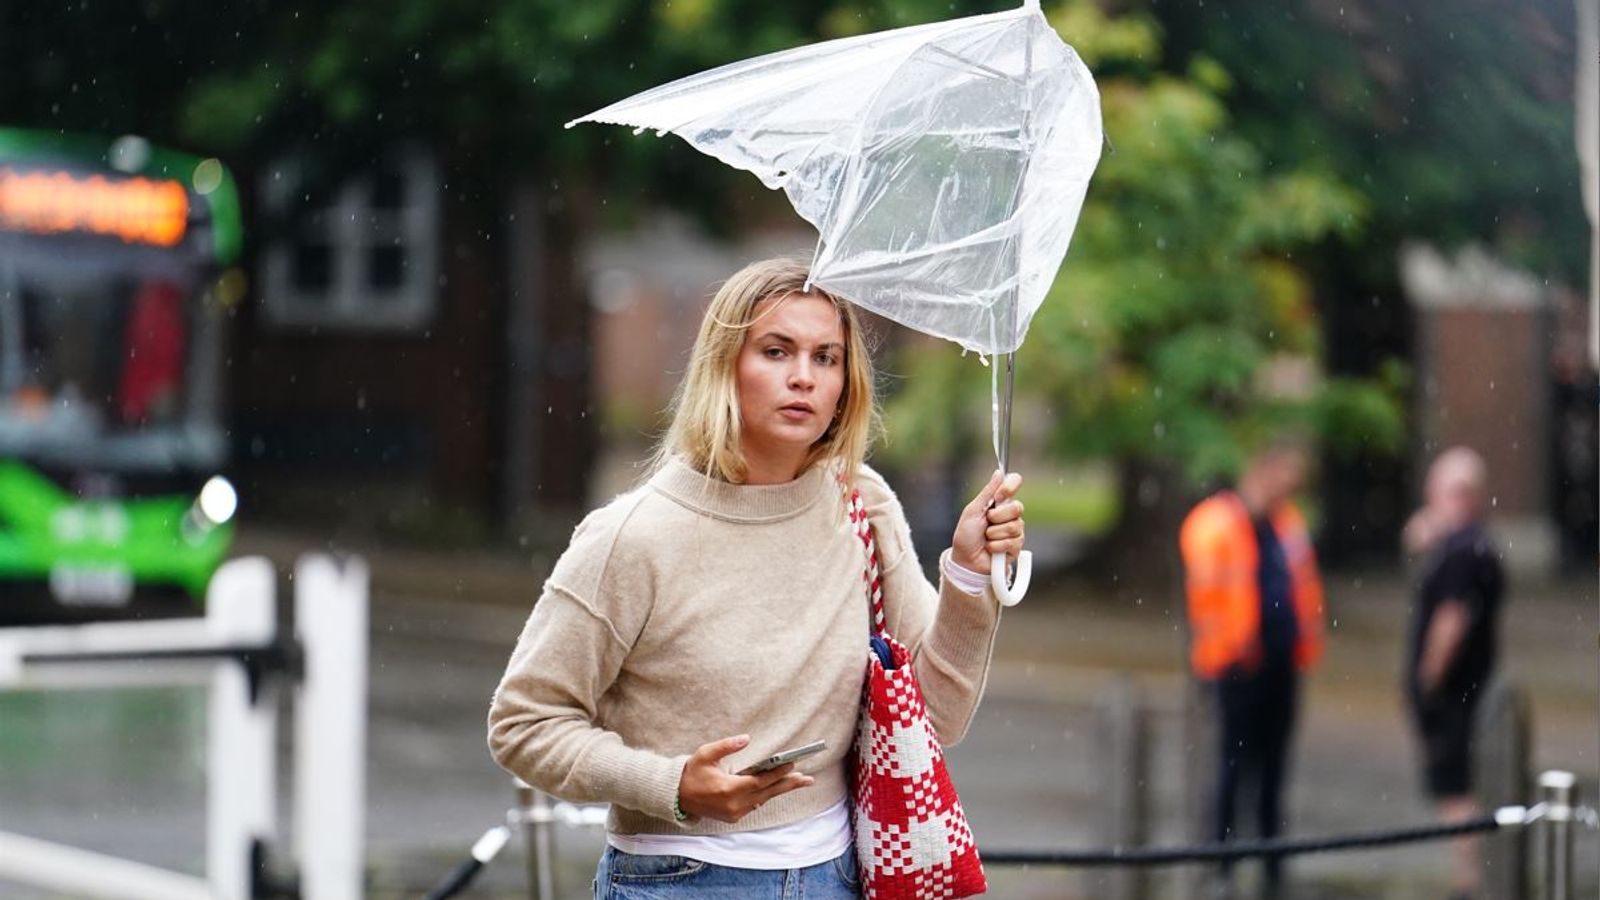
[292,243,333,293]
[368,244,405,291]
[293,179,334,224]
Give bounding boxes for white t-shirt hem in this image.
[607,798,852,870]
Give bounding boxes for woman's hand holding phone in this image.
[677,734,815,824]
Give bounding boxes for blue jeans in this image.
[594,846,860,899]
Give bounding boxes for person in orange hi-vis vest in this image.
[1180,441,1325,900]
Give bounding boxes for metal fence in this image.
[431,675,1589,900]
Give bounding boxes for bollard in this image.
[1537,770,1576,900]
[1475,677,1531,899]
[1176,677,1214,900]
[1097,676,1148,900]
[514,781,557,900]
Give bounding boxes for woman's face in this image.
[735,292,847,477]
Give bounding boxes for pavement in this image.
[1,524,1595,899]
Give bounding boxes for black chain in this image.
[982,816,1502,867]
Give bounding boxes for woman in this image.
[488,257,1025,899]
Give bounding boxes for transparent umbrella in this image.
[570,0,1102,604]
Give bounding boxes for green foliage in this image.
[883,0,1403,487]
[1155,0,1587,283]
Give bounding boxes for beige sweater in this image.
[486,457,1003,836]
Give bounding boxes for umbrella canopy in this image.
[568,0,1102,357]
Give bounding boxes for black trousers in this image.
[1213,661,1299,886]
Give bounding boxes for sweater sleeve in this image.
[486,503,690,824]
[857,467,1002,747]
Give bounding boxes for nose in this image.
[788,358,815,392]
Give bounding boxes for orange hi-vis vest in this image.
[1180,491,1325,679]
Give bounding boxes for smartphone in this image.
[737,739,827,775]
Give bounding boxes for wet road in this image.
[2,568,1595,899]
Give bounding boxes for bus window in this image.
[117,281,188,427]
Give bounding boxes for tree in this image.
[1152,0,1586,560]
[1156,0,1586,284]
[880,0,1404,579]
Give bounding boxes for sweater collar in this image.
[650,456,830,523]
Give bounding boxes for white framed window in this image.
[260,145,439,331]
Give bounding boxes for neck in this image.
[1436,506,1479,533]
[1235,482,1273,518]
[743,445,806,485]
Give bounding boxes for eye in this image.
[763,346,786,359]
[815,352,839,366]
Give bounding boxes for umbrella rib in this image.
[924,45,1023,86]
[817,230,1017,281]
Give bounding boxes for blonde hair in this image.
[654,257,879,485]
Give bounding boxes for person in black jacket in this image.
[1402,447,1505,900]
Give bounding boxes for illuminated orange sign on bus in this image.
[0,167,189,247]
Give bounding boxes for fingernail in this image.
[736,734,749,745]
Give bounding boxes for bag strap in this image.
[846,488,886,634]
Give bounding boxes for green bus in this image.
[0,129,243,623]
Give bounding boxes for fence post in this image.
[1098,676,1148,900]
[294,555,369,900]
[205,557,278,900]
[1176,676,1213,900]
[1474,677,1531,900]
[516,781,556,900]
[1537,770,1576,900]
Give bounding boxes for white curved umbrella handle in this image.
[990,550,1032,606]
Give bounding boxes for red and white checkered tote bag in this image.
[846,488,987,899]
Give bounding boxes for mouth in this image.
[779,402,815,419]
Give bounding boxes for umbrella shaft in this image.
[997,351,1016,473]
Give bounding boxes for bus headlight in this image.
[182,476,237,543]
[198,476,238,525]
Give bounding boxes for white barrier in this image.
[208,557,278,900]
[295,555,369,900]
[0,553,368,900]
[0,831,212,900]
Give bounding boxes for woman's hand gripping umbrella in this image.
[569,0,1102,604]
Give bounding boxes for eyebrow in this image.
[755,331,845,352]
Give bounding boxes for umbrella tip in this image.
[1022,0,1041,9]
